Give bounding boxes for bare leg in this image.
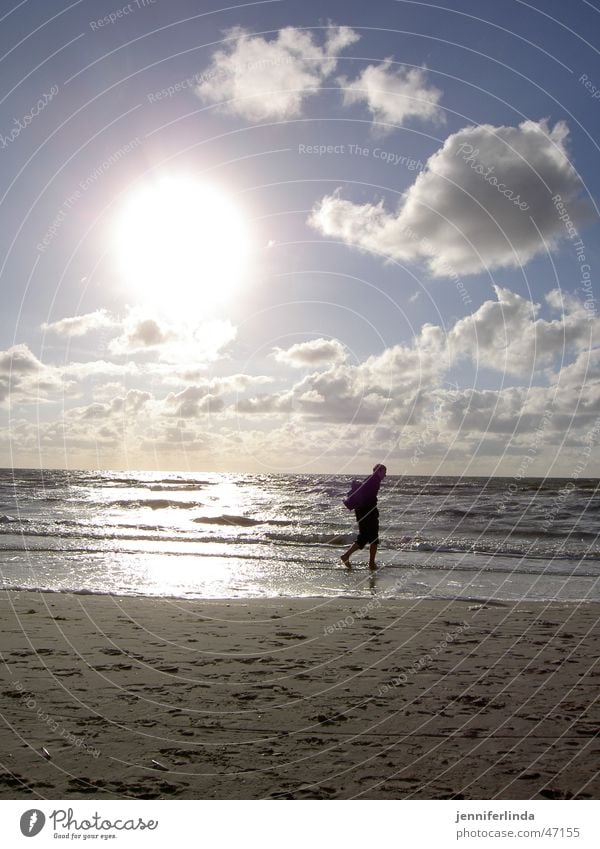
[341,542,360,567]
[368,542,378,569]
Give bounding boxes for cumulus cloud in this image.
[81,390,152,421]
[448,286,597,376]
[0,344,63,404]
[3,309,240,409]
[549,348,600,387]
[361,322,449,393]
[41,308,237,367]
[236,393,293,415]
[168,387,225,418]
[104,312,236,364]
[3,287,598,471]
[274,338,347,367]
[109,317,177,354]
[222,287,598,437]
[437,378,600,442]
[339,61,444,128]
[292,369,388,423]
[165,374,272,418]
[309,119,589,276]
[0,343,149,407]
[41,309,115,337]
[241,322,449,424]
[60,360,139,380]
[196,24,359,121]
[0,344,45,376]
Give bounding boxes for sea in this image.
[0,469,598,603]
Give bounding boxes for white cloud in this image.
[218,288,598,436]
[274,338,347,367]
[196,24,359,121]
[361,321,449,393]
[41,309,115,337]
[309,119,588,276]
[236,393,291,415]
[109,316,177,354]
[0,344,44,376]
[241,322,449,424]
[104,312,237,364]
[340,61,443,128]
[437,380,600,441]
[289,366,377,422]
[41,309,237,367]
[0,344,63,404]
[3,309,240,408]
[80,390,152,421]
[549,348,600,387]
[165,374,273,418]
[3,288,598,472]
[448,286,598,376]
[60,360,139,379]
[93,381,129,401]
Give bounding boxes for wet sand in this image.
[0,590,598,799]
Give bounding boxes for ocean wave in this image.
[382,561,600,578]
[81,476,214,489]
[148,484,203,492]
[0,584,151,598]
[151,478,213,486]
[193,514,275,527]
[403,538,600,559]
[0,527,268,545]
[107,499,204,510]
[266,531,356,546]
[1,520,598,561]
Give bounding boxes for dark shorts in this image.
[356,508,379,549]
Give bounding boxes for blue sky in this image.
[1,0,599,474]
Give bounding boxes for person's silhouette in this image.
[341,463,387,570]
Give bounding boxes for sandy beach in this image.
[0,589,598,800]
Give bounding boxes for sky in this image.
[0,0,599,475]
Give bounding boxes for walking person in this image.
[341,463,387,570]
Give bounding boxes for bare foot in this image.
[368,561,377,570]
[341,555,351,568]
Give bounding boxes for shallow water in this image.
[0,469,598,602]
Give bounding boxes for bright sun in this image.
[113,176,250,312]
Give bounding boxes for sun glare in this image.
[113,176,250,312]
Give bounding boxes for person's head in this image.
[373,463,387,480]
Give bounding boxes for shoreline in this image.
[1,590,598,799]
[1,584,598,605]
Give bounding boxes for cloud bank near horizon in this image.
[1,284,597,472]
